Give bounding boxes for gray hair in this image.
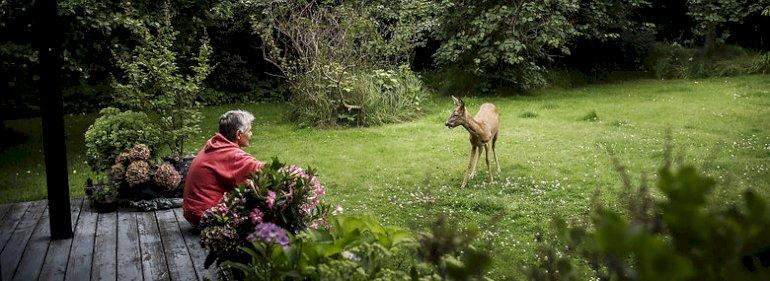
[218,110,255,142]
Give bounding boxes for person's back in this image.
[183,110,264,225]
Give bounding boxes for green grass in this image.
[1,74,769,279]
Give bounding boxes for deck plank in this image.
[0,201,32,251]
[116,211,142,281]
[64,200,97,281]
[38,198,84,281]
[156,209,197,281]
[137,211,170,281]
[173,208,217,281]
[91,211,117,281]
[12,204,51,281]
[1,200,46,280]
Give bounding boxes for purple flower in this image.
[247,223,290,247]
[266,190,276,209]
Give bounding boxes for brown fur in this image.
[445,96,500,188]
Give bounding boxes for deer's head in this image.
[445,96,465,128]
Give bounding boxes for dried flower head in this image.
[115,151,130,164]
[127,144,151,161]
[154,162,181,191]
[125,160,150,187]
[110,163,126,182]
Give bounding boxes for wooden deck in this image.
[0,199,217,281]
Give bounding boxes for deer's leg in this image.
[493,133,501,174]
[470,145,482,179]
[461,146,477,188]
[484,142,494,183]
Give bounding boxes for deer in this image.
[445,96,500,188]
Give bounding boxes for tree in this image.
[431,0,649,89]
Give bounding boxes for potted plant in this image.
[89,184,119,213]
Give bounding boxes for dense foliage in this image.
[431,0,650,88]
[526,153,770,280]
[3,0,769,119]
[225,215,491,281]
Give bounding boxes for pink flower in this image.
[249,208,264,225]
[311,176,325,196]
[333,205,344,215]
[266,190,276,209]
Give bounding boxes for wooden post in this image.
[34,0,73,239]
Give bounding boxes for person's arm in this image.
[227,150,265,186]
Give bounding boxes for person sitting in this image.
[183,110,264,226]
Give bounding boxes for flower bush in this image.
[200,158,330,267]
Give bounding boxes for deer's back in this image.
[475,103,499,133]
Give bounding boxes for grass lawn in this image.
[1,74,768,279]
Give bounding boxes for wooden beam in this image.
[33,0,72,239]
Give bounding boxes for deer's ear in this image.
[451,95,460,105]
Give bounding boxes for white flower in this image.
[341,251,360,262]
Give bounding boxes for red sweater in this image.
[183,133,264,225]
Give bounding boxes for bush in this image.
[526,150,770,281]
[289,65,427,127]
[84,107,162,172]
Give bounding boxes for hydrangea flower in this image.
[154,162,181,191]
[125,160,150,187]
[201,225,240,253]
[247,223,290,247]
[110,163,126,182]
[127,144,151,161]
[115,151,131,164]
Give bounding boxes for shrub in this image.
[646,43,769,79]
[84,107,162,172]
[289,65,427,127]
[525,151,770,280]
[199,158,330,267]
